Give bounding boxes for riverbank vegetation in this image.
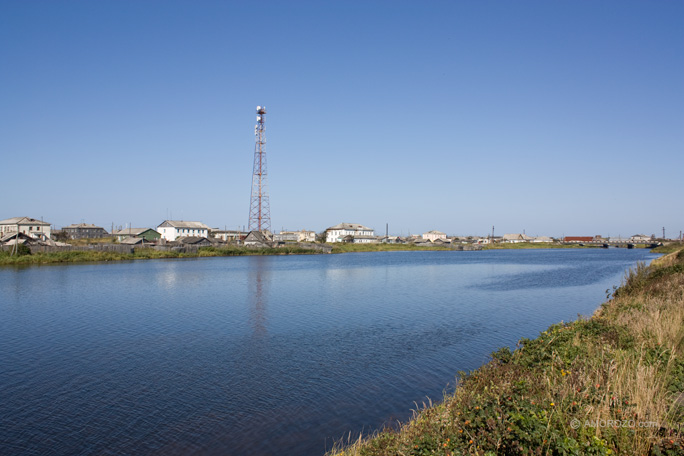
[0,245,323,265]
[0,243,465,265]
[329,243,457,254]
[329,249,684,455]
[652,242,684,254]
[483,242,603,250]
[0,241,664,265]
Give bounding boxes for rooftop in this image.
[63,223,104,229]
[0,216,51,226]
[158,220,211,230]
[326,222,373,231]
[113,228,156,236]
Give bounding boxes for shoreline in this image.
[328,247,684,455]
[1,242,676,266]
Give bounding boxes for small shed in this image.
[176,236,214,246]
[119,237,145,245]
[244,231,271,248]
[113,228,161,242]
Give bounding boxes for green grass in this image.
[0,242,461,265]
[60,237,119,246]
[0,245,325,265]
[329,248,684,456]
[485,242,654,250]
[652,242,684,254]
[197,245,323,256]
[484,242,602,250]
[329,243,457,254]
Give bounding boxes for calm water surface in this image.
[0,249,658,455]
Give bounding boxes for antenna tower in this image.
[248,106,271,233]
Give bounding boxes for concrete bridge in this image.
[562,240,661,249]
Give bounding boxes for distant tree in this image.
[316,230,327,243]
[52,230,69,242]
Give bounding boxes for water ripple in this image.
[0,249,658,455]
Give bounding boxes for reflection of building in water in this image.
[248,256,270,337]
[324,266,371,283]
[156,260,205,289]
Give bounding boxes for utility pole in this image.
[11,222,19,256]
[663,226,666,240]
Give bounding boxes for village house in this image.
[502,233,533,243]
[211,230,247,242]
[62,223,109,239]
[341,234,378,244]
[176,236,216,246]
[244,230,272,247]
[157,220,210,242]
[119,237,145,245]
[0,217,51,241]
[422,230,447,242]
[1,231,41,246]
[274,232,298,242]
[273,230,316,243]
[630,234,653,243]
[113,228,161,242]
[325,223,374,243]
[380,236,406,244]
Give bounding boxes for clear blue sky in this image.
[2,1,682,238]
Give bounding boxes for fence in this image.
[1,244,136,254]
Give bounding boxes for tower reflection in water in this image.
[247,256,270,338]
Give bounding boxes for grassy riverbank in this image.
[483,242,597,250]
[481,242,645,250]
[0,241,664,265]
[0,245,322,265]
[329,249,684,455]
[0,243,460,265]
[652,242,684,254]
[330,243,457,254]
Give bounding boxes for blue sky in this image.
[1,1,682,238]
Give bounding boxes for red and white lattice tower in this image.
[248,105,271,233]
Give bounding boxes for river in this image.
[0,248,658,455]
